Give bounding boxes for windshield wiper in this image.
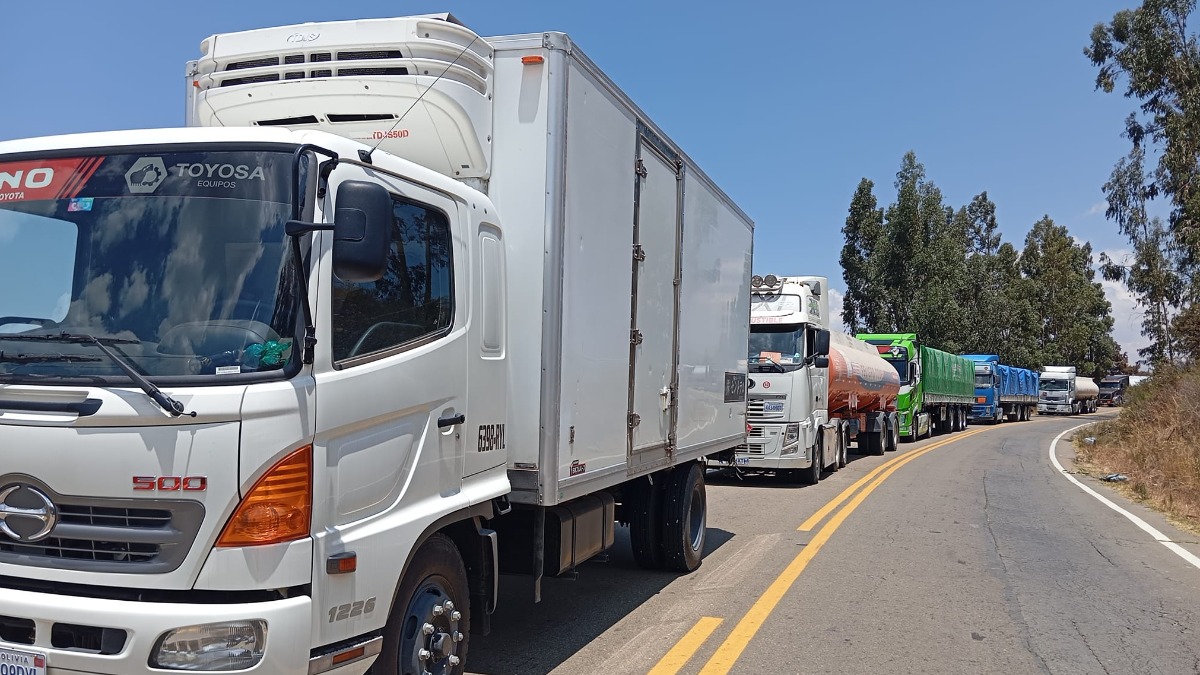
[0,332,193,417]
[0,352,103,364]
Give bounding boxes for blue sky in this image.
[0,1,1148,355]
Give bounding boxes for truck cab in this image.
[964,354,1004,422]
[736,275,835,484]
[1099,374,1130,406]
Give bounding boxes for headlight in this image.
[783,423,800,447]
[151,620,267,671]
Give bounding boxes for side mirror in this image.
[332,181,392,283]
[813,329,830,357]
[812,355,829,369]
[909,362,919,382]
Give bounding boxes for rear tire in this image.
[661,463,706,572]
[838,423,850,468]
[866,430,885,456]
[378,534,470,675]
[884,415,898,452]
[627,478,664,570]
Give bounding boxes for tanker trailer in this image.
[829,332,901,456]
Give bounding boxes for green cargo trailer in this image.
[855,333,974,440]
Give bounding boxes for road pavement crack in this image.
[1089,540,1117,566]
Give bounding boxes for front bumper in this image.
[0,586,312,674]
[969,404,994,420]
[720,422,812,470]
[1038,402,1073,414]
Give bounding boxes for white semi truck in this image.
[0,15,753,675]
[729,275,839,484]
[1037,365,1099,415]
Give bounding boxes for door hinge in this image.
[632,244,646,262]
[635,159,648,178]
[628,412,641,428]
[630,329,643,345]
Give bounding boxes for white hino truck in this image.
[728,275,840,484]
[0,14,753,675]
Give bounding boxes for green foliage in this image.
[841,153,1119,375]
[1020,217,1122,378]
[1087,0,1200,362]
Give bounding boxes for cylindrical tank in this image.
[1074,376,1099,401]
[828,332,901,415]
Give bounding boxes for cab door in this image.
[313,172,468,532]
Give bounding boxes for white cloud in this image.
[1085,201,1107,217]
[1100,276,1149,359]
[828,287,847,334]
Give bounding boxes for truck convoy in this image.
[828,331,901,455]
[856,334,974,440]
[1038,366,1100,415]
[0,14,755,675]
[1098,374,1131,406]
[740,275,838,484]
[961,354,1038,423]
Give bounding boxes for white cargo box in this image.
[487,33,753,505]
[188,19,753,506]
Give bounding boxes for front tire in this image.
[662,463,707,572]
[802,439,822,485]
[379,534,470,675]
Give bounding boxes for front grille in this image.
[747,396,786,421]
[337,66,409,77]
[0,478,203,574]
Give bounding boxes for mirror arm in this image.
[284,145,339,365]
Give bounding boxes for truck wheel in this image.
[802,439,822,485]
[379,533,469,675]
[885,416,898,452]
[662,463,706,572]
[865,431,884,456]
[628,477,665,570]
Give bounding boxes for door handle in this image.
[438,413,466,429]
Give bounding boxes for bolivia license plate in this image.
[763,401,785,413]
[735,456,750,465]
[0,646,46,675]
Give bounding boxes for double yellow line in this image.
[648,427,989,675]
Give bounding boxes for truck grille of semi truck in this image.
[746,396,786,421]
[0,498,203,574]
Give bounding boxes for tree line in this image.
[840,152,1122,378]
[1087,0,1200,367]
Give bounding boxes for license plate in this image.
[735,456,750,465]
[0,646,46,675]
[763,401,785,413]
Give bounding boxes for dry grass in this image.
[1073,365,1200,535]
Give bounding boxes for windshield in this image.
[1040,379,1070,391]
[0,149,299,382]
[748,324,804,370]
[975,373,993,388]
[1099,382,1122,390]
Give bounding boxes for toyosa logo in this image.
[0,483,58,543]
[125,156,168,194]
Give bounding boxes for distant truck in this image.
[1038,366,1100,414]
[856,333,974,439]
[962,354,1039,423]
[737,275,839,485]
[1098,374,1131,406]
[829,332,901,455]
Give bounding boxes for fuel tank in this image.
[829,332,901,414]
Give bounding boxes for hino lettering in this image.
[0,168,53,190]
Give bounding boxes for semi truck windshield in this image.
[1040,379,1070,391]
[748,324,805,369]
[0,148,300,382]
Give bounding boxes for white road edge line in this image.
[1049,424,1200,571]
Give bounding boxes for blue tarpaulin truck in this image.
[961,354,1039,423]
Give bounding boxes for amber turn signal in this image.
[216,446,312,547]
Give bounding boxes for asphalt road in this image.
[468,411,1200,675]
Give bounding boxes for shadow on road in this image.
[468,526,734,675]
